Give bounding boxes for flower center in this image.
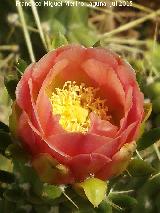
[50,81,109,133]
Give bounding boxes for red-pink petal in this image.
[46,133,110,157]
[95,121,138,157]
[16,63,35,113]
[96,141,136,180]
[16,64,42,132]
[89,113,118,138]
[83,59,125,120]
[126,86,144,125]
[31,45,72,95]
[18,112,69,163]
[36,89,64,136]
[28,79,44,133]
[68,153,111,181]
[116,61,136,91]
[86,47,119,70]
[116,87,133,136]
[52,46,95,85]
[36,59,69,135]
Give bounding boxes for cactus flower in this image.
[13,45,144,184]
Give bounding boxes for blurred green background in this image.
[1,0,160,212]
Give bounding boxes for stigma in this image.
[50,81,109,133]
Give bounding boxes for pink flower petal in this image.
[16,63,35,113]
[31,45,72,95]
[127,86,144,125]
[116,87,133,136]
[16,64,42,132]
[46,133,110,157]
[89,113,118,138]
[83,59,125,120]
[53,46,96,85]
[18,112,69,163]
[95,121,138,157]
[96,141,136,180]
[36,89,64,136]
[36,59,69,135]
[28,79,44,133]
[68,153,111,181]
[116,61,136,90]
[86,47,119,70]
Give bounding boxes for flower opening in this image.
[50,81,110,133]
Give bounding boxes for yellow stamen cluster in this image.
[50,81,109,133]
